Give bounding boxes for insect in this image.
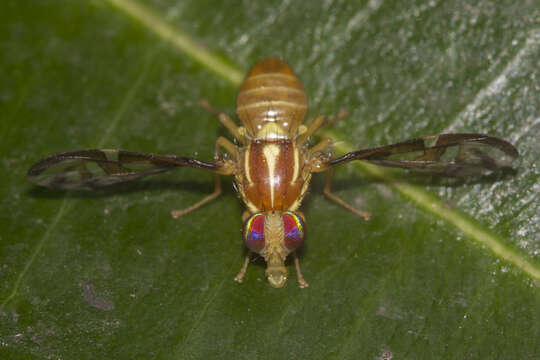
[28,58,519,288]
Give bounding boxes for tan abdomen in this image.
[237,58,307,137]
[238,140,307,212]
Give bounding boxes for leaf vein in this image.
[106,0,244,85]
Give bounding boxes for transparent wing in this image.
[324,133,518,177]
[27,149,226,190]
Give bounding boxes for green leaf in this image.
[1,0,539,358]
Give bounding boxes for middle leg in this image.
[323,168,371,221]
[309,138,371,220]
[171,136,237,219]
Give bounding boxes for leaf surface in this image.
[1,0,539,359]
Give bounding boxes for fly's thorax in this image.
[235,139,311,213]
[236,57,307,139]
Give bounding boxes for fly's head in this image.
[242,211,306,288]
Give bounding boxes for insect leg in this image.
[323,168,371,221]
[297,109,349,145]
[297,115,326,145]
[324,108,348,127]
[171,174,222,219]
[234,251,252,283]
[215,136,238,160]
[293,251,309,288]
[308,138,332,158]
[200,99,246,144]
[308,138,371,219]
[171,137,236,219]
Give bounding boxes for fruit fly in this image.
[27,58,519,288]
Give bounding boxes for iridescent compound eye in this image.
[283,212,305,251]
[243,213,265,252]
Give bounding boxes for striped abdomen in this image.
[237,58,307,138]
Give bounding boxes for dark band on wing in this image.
[27,149,221,190]
[324,133,518,176]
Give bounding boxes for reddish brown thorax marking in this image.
[238,139,305,212]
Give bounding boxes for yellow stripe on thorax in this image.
[262,143,281,207]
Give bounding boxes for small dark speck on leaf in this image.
[82,283,115,311]
[376,348,393,360]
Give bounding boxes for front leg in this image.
[234,251,252,283]
[293,251,309,288]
